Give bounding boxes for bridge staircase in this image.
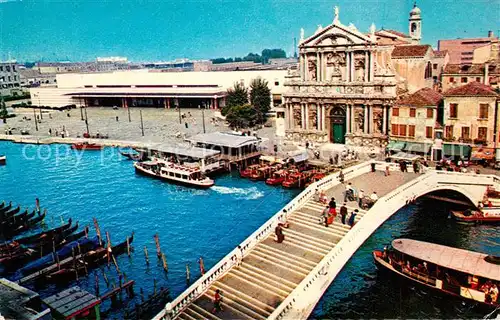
[175,202,367,320]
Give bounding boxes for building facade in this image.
[0,61,22,97]
[442,82,499,147]
[441,62,499,92]
[438,31,499,64]
[390,87,442,146]
[282,4,434,147]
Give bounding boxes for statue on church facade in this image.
[354,53,365,82]
[373,108,383,134]
[293,106,302,128]
[310,106,317,129]
[308,57,317,81]
[354,107,364,133]
[326,52,346,81]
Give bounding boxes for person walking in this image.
[348,209,358,228]
[274,223,285,243]
[321,206,330,227]
[358,189,364,208]
[338,170,344,183]
[212,289,223,313]
[344,183,353,202]
[385,165,390,176]
[340,203,348,224]
[328,197,337,215]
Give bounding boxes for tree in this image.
[222,82,248,116]
[225,104,257,129]
[261,49,286,64]
[249,78,271,124]
[0,97,7,123]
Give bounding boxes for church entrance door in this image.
[330,106,346,144]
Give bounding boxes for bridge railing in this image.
[269,170,497,320]
[153,160,384,320]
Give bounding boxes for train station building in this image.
[29,69,288,109]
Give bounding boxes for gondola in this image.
[0,201,5,209]
[0,202,13,215]
[27,222,79,249]
[2,210,35,226]
[15,219,72,245]
[2,211,47,239]
[39,232,134,284]
[0,155,5,165]
[1,205,20,217]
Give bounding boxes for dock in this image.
[0,278,51,320]
[43,286,101,320]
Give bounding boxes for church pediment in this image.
[300,23,374,48]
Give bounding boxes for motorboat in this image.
[240,164,260,178]
[305,172,326,188]
[266,170,287,186]
[373,238,499,308]
[134,161,214,188]
[0,155,5,165]
[71,143,103,150]
[451,208,500,223]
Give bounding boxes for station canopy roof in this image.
[392,238,500,281]
[142,144,220,159]
[64,86,226,98]
[188,132,261,148]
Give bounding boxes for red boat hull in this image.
[71,144,103,150]
[266,177,285,185]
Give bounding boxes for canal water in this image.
[0,141,497,319]
[0,142,299,318]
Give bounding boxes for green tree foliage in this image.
[0,98,8,123]
[225,104,257,129]
[261,49,286,63]
[222,82,248,116]
[249,78,271,124]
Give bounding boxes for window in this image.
[5,66,10,72]
[449,103,458,118]
[433,64,438,70]
[408,125,416,137]
[12,65,16,72]
[426,108,433,118]
[274,81,279,86]
[479,104,489,119]
[7,76,11,82]
[461,127,470,139]
[445,125,453,139]
[478,127,487,140]
[392,107,399,116]
[13,75,17,81]
[449,77,454,83]
[425,62,432,79]
[391,124,398,135]
[0,66,2,71]
[426,126,433,139]
[409,108,416,117]
[398,124,407,136]
[461,77,468,83]
[476,77,481,82]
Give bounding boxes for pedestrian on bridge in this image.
[340,203,348,224]
[212,289,223,313]
[329,197,337,215]
[348,209,358,228]
[321,206,330,227]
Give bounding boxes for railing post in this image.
[163,303,173,320]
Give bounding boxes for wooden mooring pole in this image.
[93,218,102,246]
[126,236,130,257]
[153,234,162,258]
[186,264,190,283]
[161,253,168,272]
[143,246,149,265]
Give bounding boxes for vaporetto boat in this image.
[134,160,215,188]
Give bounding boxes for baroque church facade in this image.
[283,5,423,147]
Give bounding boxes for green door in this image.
[333,123,346,144]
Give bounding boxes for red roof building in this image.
[443,81,498,97]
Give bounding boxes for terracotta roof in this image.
[392,45,431,58]
[443,82,498,97]
[443,63,500,75]
[433,50,448,58]
[396,87,443,107]
[384,29,410,38]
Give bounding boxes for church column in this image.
[290,104,295,129]
[304,54,309,81]
[364,52,369,82]
[363,106,368,134]
[345,51,350,82]
[382,105,387,135]
[369,51,375,81]
[316,52,321,81]
[299,54,304,80]
[317,104,321,130]
[300,104,305,129]
[304,104,309,130]
[321,52,326,81]
[369,104,373,134]
[322,104,326,132]
[350,52,355,82]
[346,105,351,133]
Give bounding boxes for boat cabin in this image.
[0,278,51,320]
[139,144,221,174]
[379,239,499,306]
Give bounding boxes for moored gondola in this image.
[15,219,72,245]
[1,205,20,217]
[0,202,12,215]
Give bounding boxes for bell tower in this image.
[409,1,422,44]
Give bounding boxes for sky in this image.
[0,0,499,62]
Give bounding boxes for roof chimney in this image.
[488,30,494,38]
